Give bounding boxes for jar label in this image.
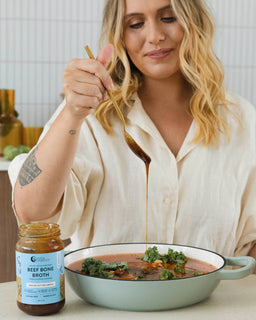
[16,250,65,305]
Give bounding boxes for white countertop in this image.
[0,157,10,171]
[1,275,256,319]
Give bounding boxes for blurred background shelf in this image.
[0,157,10,171]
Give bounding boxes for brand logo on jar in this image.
[31,256,50,263]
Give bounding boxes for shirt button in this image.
[163,197,171,204]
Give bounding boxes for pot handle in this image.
[217,256,255,280]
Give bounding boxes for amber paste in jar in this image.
[15,223,65,316]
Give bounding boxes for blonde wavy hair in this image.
[95,0,237,145]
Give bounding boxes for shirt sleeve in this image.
[8,101,104,244]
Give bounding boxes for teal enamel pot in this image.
[64,243,255,311]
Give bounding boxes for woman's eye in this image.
[161,17,177,23]
[129,22,144,29]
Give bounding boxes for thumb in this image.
[97,43,114,68]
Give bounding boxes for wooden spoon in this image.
[85,45,151,164]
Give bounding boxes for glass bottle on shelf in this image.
[0,89,23,156]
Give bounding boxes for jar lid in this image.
[19,223,61,238]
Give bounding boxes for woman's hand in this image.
[62,43,114,119]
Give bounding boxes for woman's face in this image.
[123,0,184,81]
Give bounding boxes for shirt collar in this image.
[176,120,198,162]
[126,93,198,161]
[127,93,163,141]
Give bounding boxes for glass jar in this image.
[0,89,23,156]
[15,223,65,316]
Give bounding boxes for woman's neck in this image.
[138,71,193,113]
[137,71,194,157]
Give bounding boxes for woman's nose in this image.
[146,21,165,44]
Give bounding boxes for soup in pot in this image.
[67,246,217,280]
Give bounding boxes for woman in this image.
[9,0,256,264]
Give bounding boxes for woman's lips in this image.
[145,48,173,60]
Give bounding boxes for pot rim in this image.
[64,242,227,282]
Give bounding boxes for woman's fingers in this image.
[67,58,114,91]
[64,70,106,98]
[63,61,107,113]
[62,43,114,118]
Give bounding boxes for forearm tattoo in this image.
[18,148,42,187]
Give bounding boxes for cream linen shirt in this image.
[8,93,256,256]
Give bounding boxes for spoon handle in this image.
[84,45,126,129]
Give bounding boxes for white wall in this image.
[0,0,105,126]
[0,0,255,126]
[207,0,256,107]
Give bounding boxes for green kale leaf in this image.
[133,274,146,281]
[162,248,187,265]
[159,269,179,280]
[174,263,186,274]
[101,261,128,272]
[81,258,128,279]
[81,258,112,278]
[141,246,162,262]
[141,246,187,265]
